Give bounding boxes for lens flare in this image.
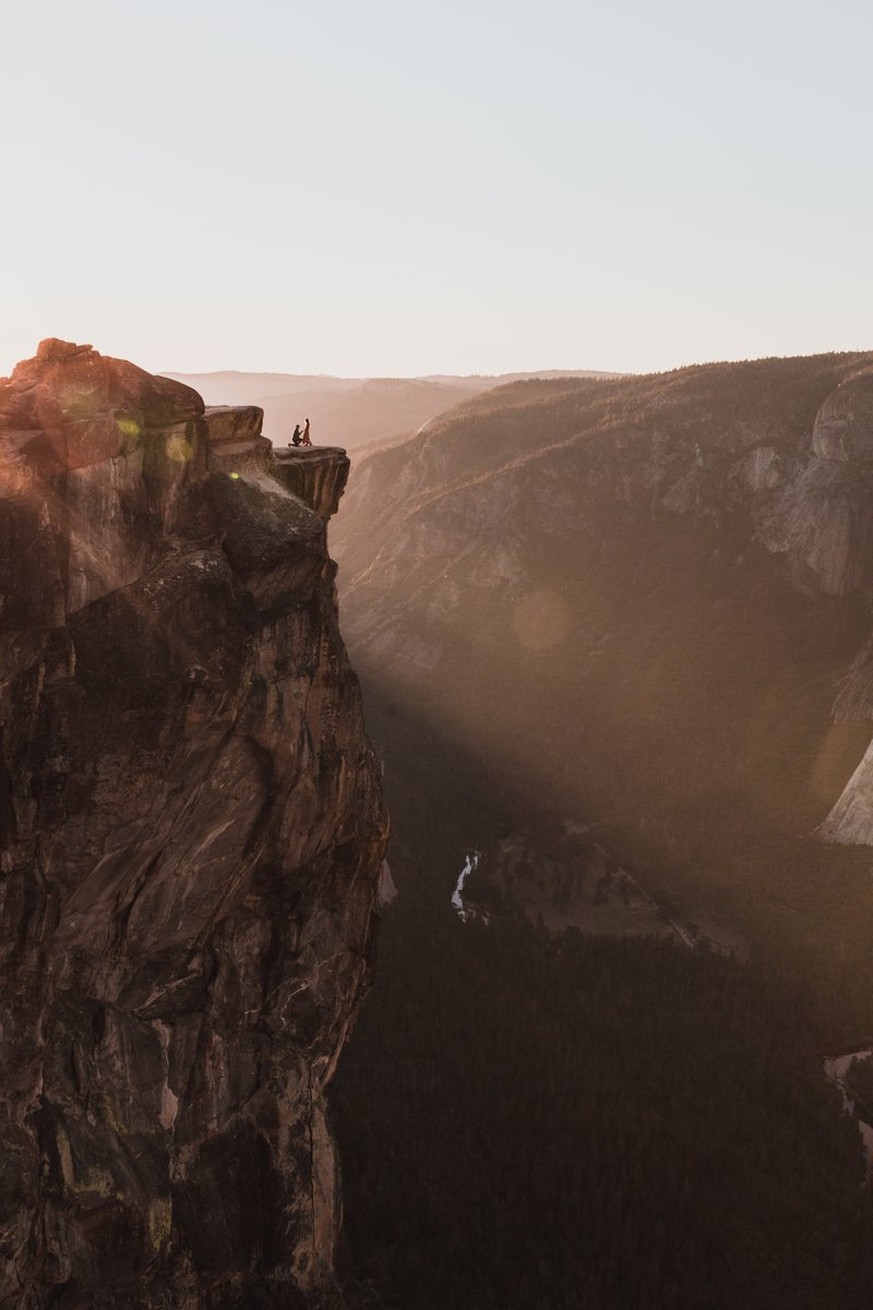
[116,416,141,439]
[167,434,194,463]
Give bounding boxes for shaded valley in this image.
[330,354,873,1307]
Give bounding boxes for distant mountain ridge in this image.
[162,367,621,451]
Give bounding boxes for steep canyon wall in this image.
[0,340,387,1308]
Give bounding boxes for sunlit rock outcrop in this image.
[759,370,873,597]
[0,340,387,1308]
[817,741,873,844]
[758,368,873,840]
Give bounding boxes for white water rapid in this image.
[451,851,481,921]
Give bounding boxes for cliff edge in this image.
[0,340,388,1308]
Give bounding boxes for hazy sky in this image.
[2,0,870,377]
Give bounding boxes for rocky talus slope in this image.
[0,340,387,1308]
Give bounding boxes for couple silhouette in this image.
[290,418,312,447]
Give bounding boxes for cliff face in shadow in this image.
[0,340,387,1309]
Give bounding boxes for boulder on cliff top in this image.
[0,340,204,454]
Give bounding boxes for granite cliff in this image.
[0,340,387,1308]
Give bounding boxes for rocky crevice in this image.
[0,340,387,1308]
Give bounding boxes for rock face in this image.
[273,448,352,522]
[759,370,873,599]
[332,354,873,910]
[0,341,387,1307]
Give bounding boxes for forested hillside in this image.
[331,702,873,1308]
[332,355,873,956]
[331,354,873,1307]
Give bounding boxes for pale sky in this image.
[1,0,870,378]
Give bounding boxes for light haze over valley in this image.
[3,0,873,1306]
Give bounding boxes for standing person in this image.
[291,423,303,446]
[302,417,312,446]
